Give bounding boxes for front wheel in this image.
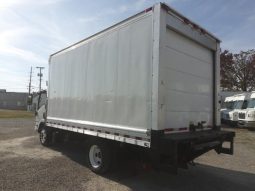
[39,127,52,146]
[87,139,113,174]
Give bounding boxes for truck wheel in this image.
[39,127,52,146]
[87,140,112,174]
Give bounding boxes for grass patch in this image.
[0,109,34,118]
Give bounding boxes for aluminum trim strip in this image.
[46,122,151,148]
[47,117,148,133]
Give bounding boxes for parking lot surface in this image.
[0,118,254,191]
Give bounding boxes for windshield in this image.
[233,101,243,109]
[225,101,235,109]
[234,100,248,109]
[247,99,255,108]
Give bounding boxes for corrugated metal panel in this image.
[48,13,153,137]
[160,29,213,129]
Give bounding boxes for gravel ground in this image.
[0,118,255,191]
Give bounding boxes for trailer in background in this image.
[35,2,235,174]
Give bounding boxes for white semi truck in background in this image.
[35,3,235,174]
[221,93,249,126]
[238,92,255,130]
[221,96,235,123]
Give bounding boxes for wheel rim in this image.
[89,145,102,169]
[40,129,47,143]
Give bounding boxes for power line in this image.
[36,66,45,110]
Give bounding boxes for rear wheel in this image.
[87,140,112,174]
[39,127,52,146]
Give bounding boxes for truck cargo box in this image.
[46,3,223,148]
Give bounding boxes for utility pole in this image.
[36,66,45,110]
[28,67,32,95]
[36,66,44,92]
[27,67,33,111]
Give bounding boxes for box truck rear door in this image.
[162,29,214,132]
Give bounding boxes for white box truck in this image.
[238,92,255,130]
[35,3,235,174]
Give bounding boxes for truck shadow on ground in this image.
[50,142,255,191]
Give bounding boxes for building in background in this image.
[0,89,7,93]
[0,90,28,110]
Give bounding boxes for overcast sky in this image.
[0,0,255,92]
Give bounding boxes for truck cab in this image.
[35,104,46,132]
[34,92,47,132]
[238,92,255,130]
[221,96,235,124]
[221,93,249,126]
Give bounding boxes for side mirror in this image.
[43,112,46,119]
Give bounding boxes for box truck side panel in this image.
[48,13,153,139]
[159,26,214,131]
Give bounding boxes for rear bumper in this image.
[161,129,235,155]
[151,129,235,173]
[161,129,234,142]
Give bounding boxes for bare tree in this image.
[220,49,255,91]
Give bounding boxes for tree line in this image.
[220,49,255,91]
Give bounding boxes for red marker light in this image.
[145,7,152,13]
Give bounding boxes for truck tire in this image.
[39,127,52,146]
[87,139,112,174]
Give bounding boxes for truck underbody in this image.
[38,122,235,174]
[151,129,235,173]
